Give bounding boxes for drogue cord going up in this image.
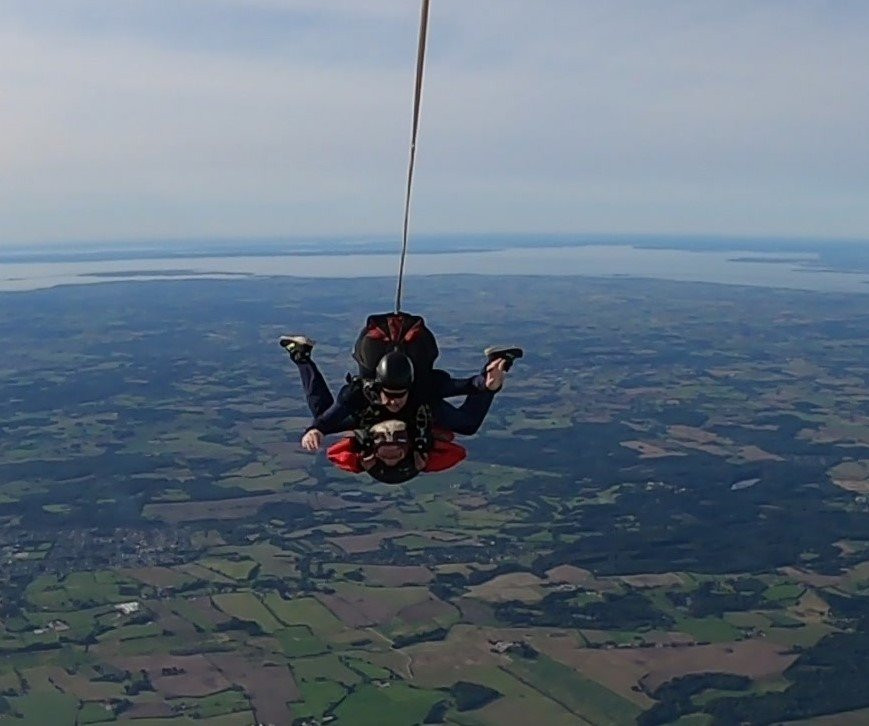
[395,0,431,313]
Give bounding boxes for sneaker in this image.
[484,345,524,372]
[279,335,315,363]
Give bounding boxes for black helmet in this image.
[375,351,414,390]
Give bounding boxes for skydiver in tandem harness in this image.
[275,4,524,481]
[279,312,522,483]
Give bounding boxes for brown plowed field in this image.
[149,601,199,637]
[315,587,431,627]
[124,701,175,719]
[466,572,547,603]
[616,573,684,588]
[179,595,234,628]
[536,637,797,698]
[361,565,433,586]
[545,565,621,593]
[397,597,456,625]
[208,652,298,725]
[327,530,405,554]
[111,654,231,697]
[407,625,568,687]
[777,566,842,588]
[621,440,685,458]
[45,667,124,700]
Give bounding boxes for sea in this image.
[1,237,868,294]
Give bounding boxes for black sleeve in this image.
[308,383,359,434]
[428,369,486,399]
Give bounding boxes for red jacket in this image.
[327,432,466,475]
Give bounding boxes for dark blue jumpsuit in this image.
[294,360,497,435]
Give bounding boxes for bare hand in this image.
[301,429,324,452]
[485,358,508,391]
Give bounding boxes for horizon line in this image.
[3,230,869,253]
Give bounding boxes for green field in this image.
[263,594,344,633]
[675,616,744,643]
[345,656,393,680]
[507,655,642,726]
[331,682,443,726]
[292,653,363,686]
[211,592,284,633]
[167,598,220,632]
[198,557,257,581]
[763,583,806,603]
[8,690,79,724]
[294,680,348,721]
[97,622,162,643]
[25,571,138,611]
[78,701,117,724]
[441,666,579,725]
[165,689,250,719]
[764,622,832,648]
[275,625,328,657]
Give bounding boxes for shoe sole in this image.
[279,335,315,348]
[484,346,524,360]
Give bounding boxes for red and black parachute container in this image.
[352,312,439,381]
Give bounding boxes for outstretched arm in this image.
[429,369,486,399]
[308,399,355,436]
[431,358,508,398]
[433,392,495,436]
[430,359,509,436]
[301,383,358,450]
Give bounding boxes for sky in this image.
[2,0,869,247]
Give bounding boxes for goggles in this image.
[370,420,411,447]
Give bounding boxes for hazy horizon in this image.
[4,231,869,256]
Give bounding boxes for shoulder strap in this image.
[412,403,433,453]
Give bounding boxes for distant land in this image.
[1,233,868,274]
[2,235,869,294]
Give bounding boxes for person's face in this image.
[375,446,405,467]
[379,387,409,413]
[370,420,410,466]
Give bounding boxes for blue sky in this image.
[2,0,868,246]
